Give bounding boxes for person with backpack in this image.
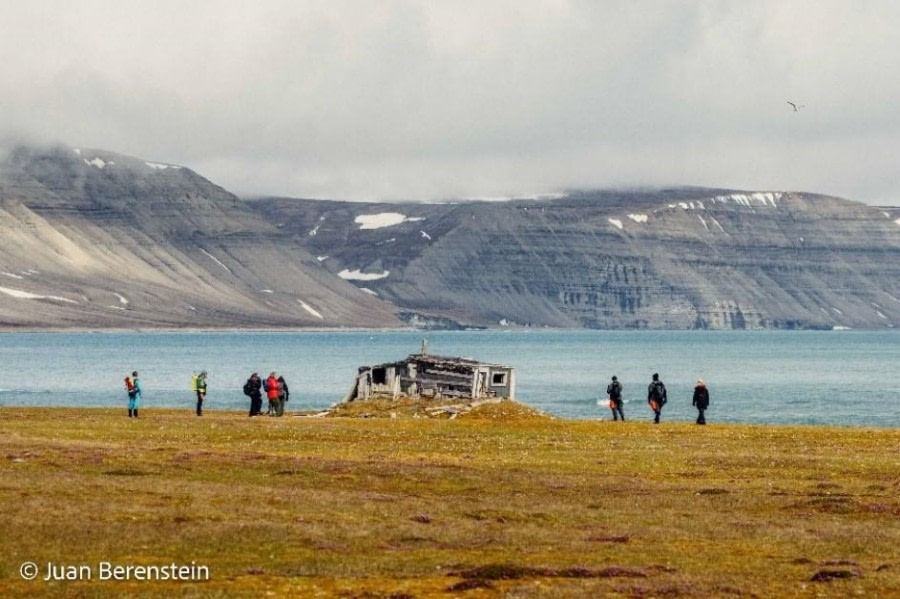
[192,371,208,416]
[606,375,624,421]
[243,372,263,416]
[692,379,710,425]
[275,375,289,417]
[126,371,142,418]
[647,372,667,424]
[124,375,136,417]
[264,372,279,417]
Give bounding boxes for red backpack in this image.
[124,376,135,391]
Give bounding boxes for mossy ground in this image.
[1,403,898,598]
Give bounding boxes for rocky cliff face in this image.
[0,146,398,328]
[251,189,900,330]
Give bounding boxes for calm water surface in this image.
[0,330,896,427]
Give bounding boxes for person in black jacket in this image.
[244,372,263,417]
[692,379,709,424]
[647,373,667,424]
[275,375,289,417]
[606,375,624,421]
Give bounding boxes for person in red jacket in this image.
[264,372,279,416]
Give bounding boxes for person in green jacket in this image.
[192,371,208,416]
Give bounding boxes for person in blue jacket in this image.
[129,370,142,418]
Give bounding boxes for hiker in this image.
[693,379,709,425]
[192,371,208,416]
[606,375,624,421]
[126,371,142,418]
[243,372,263,416]
[275,375,289,417]
[647,372,667,424]
[264,372,279,416]
[124,375,136,417]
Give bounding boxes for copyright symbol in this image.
[19,561,39,580]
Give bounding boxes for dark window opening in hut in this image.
[372,367,387,385]
[492,372,507,385]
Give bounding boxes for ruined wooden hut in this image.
[346,351,515,402]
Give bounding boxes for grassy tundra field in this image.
[1,402,899,598]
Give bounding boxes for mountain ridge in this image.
[0,145,399,329]
[250,189,900,330]
[2,143,898,330]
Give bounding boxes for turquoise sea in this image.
[0,330,896,427]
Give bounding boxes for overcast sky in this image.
[2,1,899,204]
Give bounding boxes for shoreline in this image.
[3,405,899,432]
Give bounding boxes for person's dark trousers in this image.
[250,396,262,416]
[611,401,625,421]
[653,409,661,424]
[696,409,706,425]
[196,392,204,416]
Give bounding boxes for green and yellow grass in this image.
[1,403,898,598]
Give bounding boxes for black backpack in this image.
[650,381,667,404]
[607,381,621,400]
[242,380,252,396]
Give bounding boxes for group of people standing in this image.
[123,370,291,417]
[243,372,290,417]
[604,373,710,424]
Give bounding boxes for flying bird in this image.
[787,101,806,112]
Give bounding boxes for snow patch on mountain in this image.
[297,299,324,319]
[200,249,232,274]
[698,215,709,230]
[713,192,781,208]
[608,218,623,230]
[145,161,181,170]
[0,286,77,304]
[354,213,425,230]
[338,269,390,281]
[309,215,326,236]
[85,157,107,169]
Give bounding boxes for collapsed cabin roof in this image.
[360,353,511,372]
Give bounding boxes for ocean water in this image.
[0,330,896,428]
